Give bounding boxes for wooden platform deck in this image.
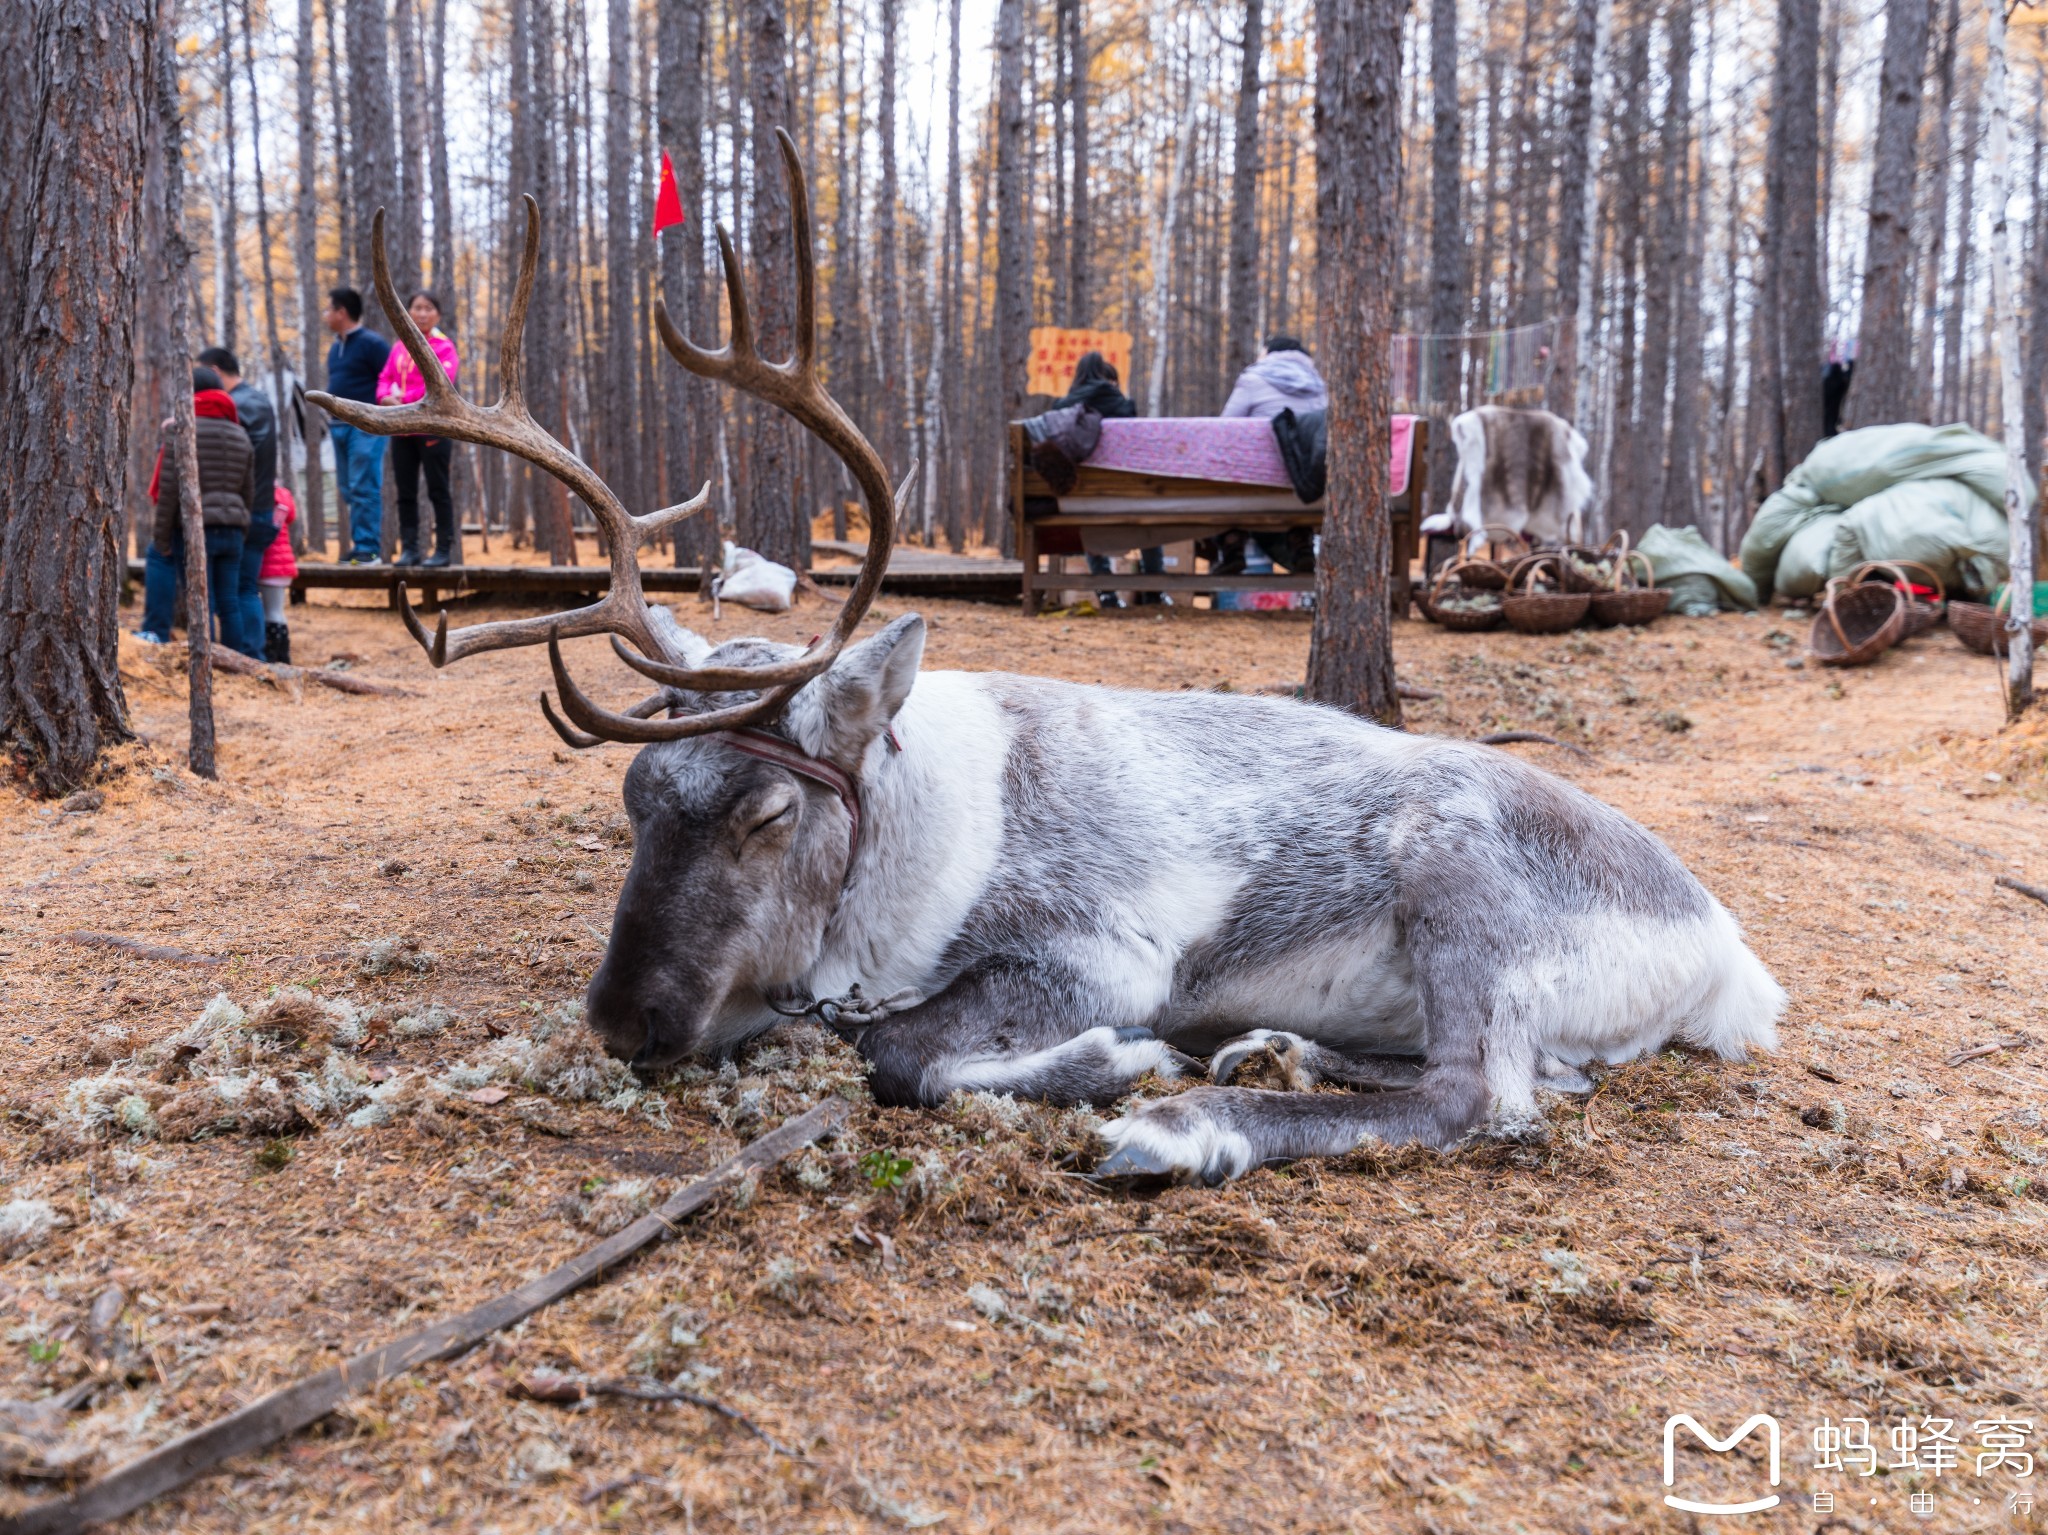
[125,558,1023,606]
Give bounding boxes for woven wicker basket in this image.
[1503,556,1591,634]
[1441,525,1532,591]
[1557,531,1628,595]
[1588,550,1671,627]
[1809,579,1905,666]
[1949,599,2048,655]
[1423,559,1506,631]
[1847,559,1944,638]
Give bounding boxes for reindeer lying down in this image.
[312,134,1784,1186]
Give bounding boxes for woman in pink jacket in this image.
[375,290,462,567]
[257,483,299,662]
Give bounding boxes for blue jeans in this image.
[236,518,278,655]
[141,528,249,652]
[330,422,387,558]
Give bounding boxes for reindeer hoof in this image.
[1209,1030,1317,1090]
[1096,1090,1256,1184]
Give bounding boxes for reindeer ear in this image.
[810,614,925,767]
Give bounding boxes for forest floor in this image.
[3,586,2047,1535]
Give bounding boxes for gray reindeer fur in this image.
[584,613,1784,1184]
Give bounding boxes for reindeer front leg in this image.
[853,959,1195,1109]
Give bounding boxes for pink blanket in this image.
[1086,416,1417,497]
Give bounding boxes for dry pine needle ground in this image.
[3,591,2046,1534]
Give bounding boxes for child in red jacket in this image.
[258,483,299,662]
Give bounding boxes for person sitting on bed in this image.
[1059,353,1167,610]
[1208,336,1327,576]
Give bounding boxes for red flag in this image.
[652,151,685,236]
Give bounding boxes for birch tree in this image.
[1983,0,2035,716]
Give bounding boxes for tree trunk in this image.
[1067,0,1091,322]
[1984,0,2034,715]
[1852,0,1933,427]
[2023,85,2047,486]
[392,0,424,297]
[604,0,638,514]
[1425,0,1461,519]
[739,0,803,569]
[1639,0,1692,517]
[345,0,399,336]
[992,0,1029,549]
[876,0,903,481]
[216,0,242,356]
[1306,0,1404,726]
[1552,0,1608,423]
[1223,0,1265,387]
[1942,73,1979,421]
[942,0,966,550]
[658,0,712,564]
[1608,20,1647,524]
[238,0,289,438]
[1914,0,1960,418]
[1664,0,1709,529]
[1763,0,1824,480]
[528,0,574,563]
[428,0,455,322]
[294,0,326,553]
[0,0,154,795]
[326,0,352,337]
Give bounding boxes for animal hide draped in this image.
[1420,406,1593,546]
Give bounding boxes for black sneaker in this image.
[420,551,452,568]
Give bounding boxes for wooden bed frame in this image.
[1009,419,1428,615]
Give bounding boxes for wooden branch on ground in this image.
[200,645,416,698]
[1476,731,1595,759]
[56,932,222,967]
[0,1099,848,1535]
[1995,874,2048,907]
[509,1370,795,1457]
[1396,682,1442,701]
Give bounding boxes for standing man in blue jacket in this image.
[323,287,392,564]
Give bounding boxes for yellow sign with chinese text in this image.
[1028,328,1134,398]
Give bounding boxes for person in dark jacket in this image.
[199,347,277,658]
[324,286,393,564]
[138,367,256,653]
[1057,353,1167,609]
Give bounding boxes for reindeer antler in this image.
[306,127,897,746]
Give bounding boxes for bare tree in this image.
[742,0,805,567]
[1984,0,2034,716]
[1941,68,1980,420]
[658,0,712,564]
[993,0,1029,549]
[1553,0,1610,423]
[877,0,904,480]
[392,0,424,294]
[0,0,157,794]
[216,0,242,354]
[428,0,455,322]
[294,0,326,552]
[1067,0,1091,321]
[1759,0,1824,485]
[1639,1,1692,515]
[1914,0,1961,415]
[1306,0,1404,725]
[1424,0,1460,518]
[1224,0,1265,385]
[239,0,289,429]
[346,0,399,335]
[604,0,638,511]
[1852,0,1933,425]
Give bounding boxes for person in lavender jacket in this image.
[376,290,462,567]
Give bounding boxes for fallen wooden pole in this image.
[200,645,414,698]
[0,1098,847,1535]
[56,933,222,967]
[1995,874,2048,908]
